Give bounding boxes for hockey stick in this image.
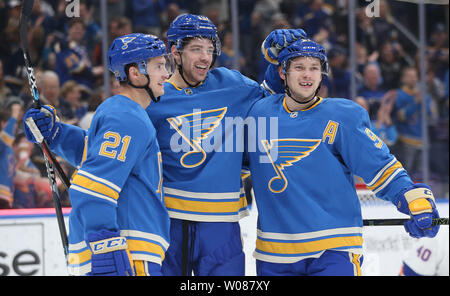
[20,0,69,258]
[363,217,448,226]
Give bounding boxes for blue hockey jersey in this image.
[49,95,170,275]
[0,117,16,207]
[146,67,268,222]
[244,95,415,264]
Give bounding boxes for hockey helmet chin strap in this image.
[127,74,160,103]
[176,54,205,88]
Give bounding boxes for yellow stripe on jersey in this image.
[256,235,363,255]
[351,253,362,276]
[1,131,14,147]
[134,260,148,276]
[164,195,247,214]
[127,239,166,261]
[367,161,403,192]
[0,185,12,200]
[80,136,88,167]
[72,174,119,201]
[68,248,91,266]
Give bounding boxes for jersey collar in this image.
[282,96,323,113]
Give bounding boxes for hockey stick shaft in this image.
[20,0,69,257]
[363,217,448,226]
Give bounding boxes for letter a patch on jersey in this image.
[167,107,227,168]
[262,138,321,193]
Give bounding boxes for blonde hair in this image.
[60,80,79,98]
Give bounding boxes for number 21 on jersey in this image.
[99,131,131,161]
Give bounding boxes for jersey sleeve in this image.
[239,70,270,102]
[261,63,284,94]
[69,112,150,238]
[335,103,414,204]
[49,122,87,168]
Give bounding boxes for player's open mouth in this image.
[195,64,208,71]
[194,65,208,75]
[300,82,313,87]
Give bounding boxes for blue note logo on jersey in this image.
[167,107,227,168]
[262,138,321,193]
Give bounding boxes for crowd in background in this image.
[1,0,449,209]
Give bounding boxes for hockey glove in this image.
[87,229,134,276]
[23,105,61,145]
[261,29,307,64]
[396,183,440,238]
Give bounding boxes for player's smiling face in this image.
[147,55,171,97]
[179,38,214,85]
[283,56,322,102]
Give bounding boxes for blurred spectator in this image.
[125,0,167,36]
[371,0,398,46]
[377,41,407,90]
[37,70,60,107]
[37,70,71,117]
[392,66,434,175]
[327,46,351,98]
[53,18,96,89]
[374,91,398,147]
[355,43,378,78]
[355,93,398,147]
[78,0,102,64]
[301,0,334,43]
[427,23,449,82]
[0,99,21,208]
[0,59,12,106]
[426,67,449,195]
[59,80,88,126]
[216,29,246,71]
[160,2,184,32]
[30,0,57,39]
[0,6,25,95]
[78,89,105,130]
[355,6,379,55]
[252,0,281,38]
[108,16,133,43]
[12,132,53,208]
[357,63,387,119]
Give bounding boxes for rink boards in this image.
[0,200,448,276]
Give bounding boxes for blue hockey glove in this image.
[23,105,61,145]
[87,229,134,276]
[396,184,440,238]
[261,29,307,64]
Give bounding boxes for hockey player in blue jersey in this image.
[244,39,440,276]
[146,14,306,276]
[22,33,173,276]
